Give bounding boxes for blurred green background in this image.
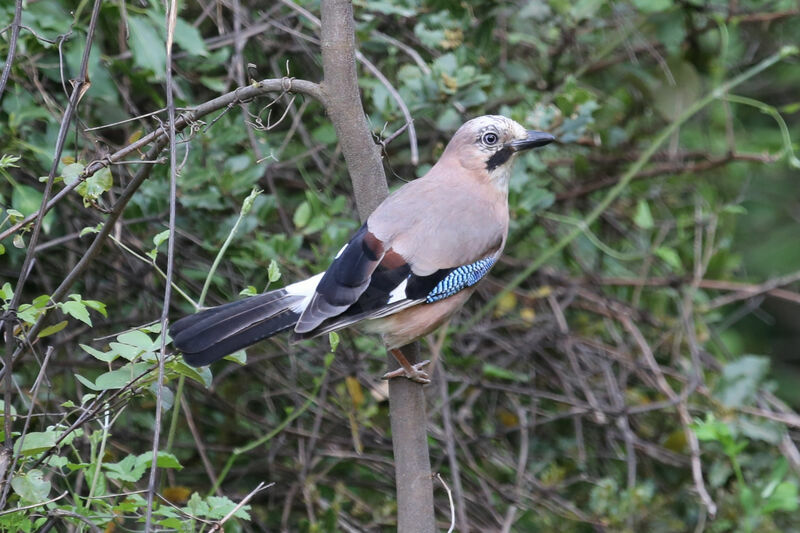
[1,0,800,531]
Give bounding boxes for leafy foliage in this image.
[1,0,800,531]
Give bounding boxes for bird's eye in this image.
[482,132,499,146]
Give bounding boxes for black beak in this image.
[509,130,556,151]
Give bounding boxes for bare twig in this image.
[1,0,102,502]
[145,0,179,527]
[0,491,68,517]
[435,473,456,533]
[620,315,716,517]
[0,77,325,243]
[435,358,468,531]
[208,481,274,532]
[0,0,23,102]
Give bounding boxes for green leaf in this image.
[12,183,55,234]
[152,230,170,248]
[692,414,732,442]
[654,246,682,270]
[14,431,58,456]
[128,16,166,77]
[32,294,50,308]
[45,455,68,468]
[75,373,102,391]
[293,201,311,228]
[149,382,174,411]
[80,394,97,405]
[267,259,281,283]
[185,492,210,517]
[11,469,51,503]
[104,454,146,483]
[79,223,103,237]
[168,359,213,388]
[61,162,85,185]
[634,199,654,229]
[206,495,251,520]
[11,184,43,217]
[653,60,700,121]
[736,417,783,444]
[199,76,226,92]
[61,300,92,326]
[223,350,247,365]
[37,320,68,338]
[722,204,747,215]
[157,518,184,529]
[715,355,770,407]
[109,341,145,361]
[0,283,13,301]
[139,450,183,470]
[93,362,152,390]
[0,154,21,169]
[80,343,118,363]
[16,303,44,325]
[117,330,156,351]
[75,167,113,206]
[739,485,756,515]
[328,331,340,352]
[482,363,529,382]
[763,482,799,513]
[83,299,107,317]
[174,17,207,57]
[239,286,257,296]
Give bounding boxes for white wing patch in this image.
[285,272,325,313]
[387,278,408,304]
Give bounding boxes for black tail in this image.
[170,289,303,367]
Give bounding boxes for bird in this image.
[169,115,555,383]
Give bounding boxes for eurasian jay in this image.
[170,115,554,382]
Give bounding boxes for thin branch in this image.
[145,0,179,527]
[435,473,456,533]
[1,0,102,498]
[0,0,23,102]
[0,77,325,243]
[620,315,716,517]
[555,151,780,202]
[208,481,274,532]
[0,491,68,517]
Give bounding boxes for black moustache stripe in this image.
[486,146,514,171]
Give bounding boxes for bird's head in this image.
[441,115,555,190]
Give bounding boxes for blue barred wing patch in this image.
[425,257,496,303]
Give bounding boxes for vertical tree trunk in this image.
[319,1,435,531]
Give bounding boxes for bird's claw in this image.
[382,359,432,384]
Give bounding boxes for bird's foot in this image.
[382,359,431,384]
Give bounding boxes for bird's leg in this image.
[383,348,431,384]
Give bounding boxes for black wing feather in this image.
[295,224,383,333]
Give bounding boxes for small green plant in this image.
[693,414,799,532]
